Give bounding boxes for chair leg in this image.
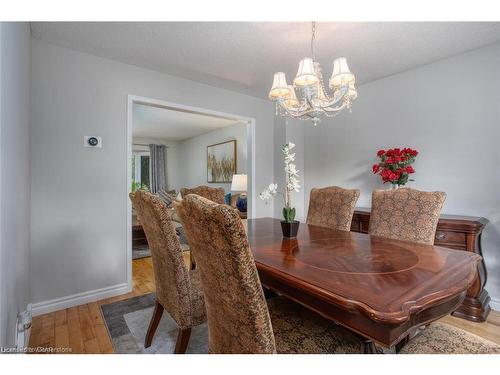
[174,328,192,354]
[144,301,164,348]
[190,252,196,270]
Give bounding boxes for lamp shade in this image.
[329,57,355,88]
[293,58,318,87]
[269,72,290,100]
[284,85,300,108]
[231,174,247,192]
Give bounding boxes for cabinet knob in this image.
[435,232,446,240]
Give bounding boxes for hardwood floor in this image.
[29,253,500,353]
[29,257,163,354]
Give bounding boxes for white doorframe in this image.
[126,95,256,290]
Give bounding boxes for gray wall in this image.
[30,39,275,308]
[0,22,31,347]
[302,43,500,307]
[178,122,247,192]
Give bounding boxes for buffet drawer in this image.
[434,230,467,249]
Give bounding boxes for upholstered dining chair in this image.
[129,191,206,353]
[369,187,446,245]
[306,186,360,231]
[175,194,361,354]
[180,185,226,270]
[180,185,225,204]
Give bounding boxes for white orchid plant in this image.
[259,142,300,223]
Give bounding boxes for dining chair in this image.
[175,194,360,354]
[180,185,225,204]
[180,185,228,270]
[129,191,206,353]
[306,186,360,231]
[399,322,500,354]
[369,187,446,245]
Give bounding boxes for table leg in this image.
[357,335,380,354]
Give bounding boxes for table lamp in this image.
[231,174,247,212]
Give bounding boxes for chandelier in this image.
[268,22,357,126]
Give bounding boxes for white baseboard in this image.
[490,297,500,312]
[32,283,131,316]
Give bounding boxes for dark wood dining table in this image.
[245,218,481,352]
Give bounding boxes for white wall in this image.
[30,39,274,311]
[178,122,247,192]
[302,43,500,306]
[0,22,31,347]
[273,117,305,221]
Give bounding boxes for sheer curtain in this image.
[149,144,167,193]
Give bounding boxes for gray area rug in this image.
[132,226,189,260]
[101,293,208,354]
[132,244,151,260]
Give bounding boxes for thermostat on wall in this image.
[84,136,102,148]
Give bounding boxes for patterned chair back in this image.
[129,191,193,328]
[369,187,446,245]
[180,185,225,204]
[175,194,276,353]
[307,186,360,231]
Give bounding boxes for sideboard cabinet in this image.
[351,208,491,322]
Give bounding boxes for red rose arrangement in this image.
[372,148,418,187]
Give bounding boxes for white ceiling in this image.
[132,103,242,141]
[31,22,500,98]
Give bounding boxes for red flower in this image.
[373,147,417,184]
[403,148,418,157]
[380,168,399,182]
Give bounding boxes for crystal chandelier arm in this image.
[277,99,345,118]
[321,101,348,113]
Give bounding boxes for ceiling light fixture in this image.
[268,22,357,126]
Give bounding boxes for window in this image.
[132,151,150,191]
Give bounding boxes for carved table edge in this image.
[255,255,481,326]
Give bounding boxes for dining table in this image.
[245,218,481,352]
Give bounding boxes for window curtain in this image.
[149,144,167,194]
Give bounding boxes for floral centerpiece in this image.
[259,142,301,237]
[372,148,418,188]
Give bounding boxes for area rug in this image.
[101,293,208,354]
[132,244,151,260]
[132,226,190,260]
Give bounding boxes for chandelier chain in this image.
[311,21,316,60]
